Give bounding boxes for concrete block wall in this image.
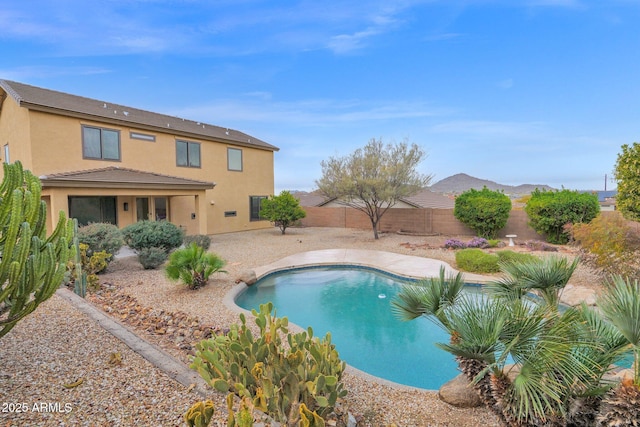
[300,206,545,240]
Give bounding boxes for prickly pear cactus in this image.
[0,161,76,338]
[191,302,347,426]
[184,400,215,427]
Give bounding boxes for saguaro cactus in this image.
[0,161,75,338]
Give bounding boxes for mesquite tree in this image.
[0,161,75,338]
[316,138,432,239]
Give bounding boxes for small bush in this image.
[524,189,600,244]
[467,237,490,249]
[444,238,467,249]
[183,234,211,250]
[455,249,500,273]
[496,250,538,265]
[454,187,512,238]
[487,239,502,248]
[569,212,640,278]
[166,243,226,289]
[122,220,184,252]
[138,247,168,269]
[77,222,124,260]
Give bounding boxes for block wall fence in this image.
[299,207,545,240]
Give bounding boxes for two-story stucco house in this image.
[0,80,279,235]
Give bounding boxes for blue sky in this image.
[1,0,637,192]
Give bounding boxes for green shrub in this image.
[138,246,168,269]
[487,239,501,248]
[496,250,538,265]
[454,187,511,239]
[183,234,212,250]
[191,303,347,424]
[455,248,500,273]
[166,243,226,289]
[569,212,640,278]
[122,220,184,252]
[524,189,600,244]
[77,222,124,259]
[259,190,307,235]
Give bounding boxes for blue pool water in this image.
[235,266,478,390]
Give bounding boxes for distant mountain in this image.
[429,173,555,196]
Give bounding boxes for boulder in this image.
[237,270,258,286]
[438,374,482,408]
[561,284,597,306]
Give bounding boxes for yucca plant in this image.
[165,242,226,289]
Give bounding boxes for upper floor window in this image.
[130,131,156,142]
[176,140,201,168]
[82,125,120,160]
[3,144,9,164]
[227,147,243,171]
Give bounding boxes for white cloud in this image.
[172,97,447,127]
[0,66,111,81]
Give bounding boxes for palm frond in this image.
[436,294,507,364]
[598,275,640,385]
[391,266,464,330]
[498,255,579,307]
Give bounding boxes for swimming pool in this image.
[234,266,480,390]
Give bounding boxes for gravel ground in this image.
[1,227,603,427]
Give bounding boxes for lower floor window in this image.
[249,196,267,221]
[69,196,117,226]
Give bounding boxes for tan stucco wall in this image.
[207,149,275,234]
[0,93,33,176]
[2,98,276,235]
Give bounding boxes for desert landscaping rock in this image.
[438,374,483,408]
[237,269,258,285]
[560,284,598,306]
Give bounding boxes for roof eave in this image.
[40,179,216,190]
[19,102,279,152]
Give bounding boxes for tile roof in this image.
[294,191,330,207]
[0,80,278,152]
[39,167,215,190]
[300,189,455,209]
[400,189,455,209]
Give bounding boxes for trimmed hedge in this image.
[456,249,538,273]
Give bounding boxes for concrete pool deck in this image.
[252,249,492,283]
[224,249,491,322]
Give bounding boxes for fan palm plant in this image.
[488,255,579,308]
[596,275,640,425]
[165,242,227,290]
[394,256,623,426]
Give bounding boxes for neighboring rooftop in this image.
[293,189,455,209]
[0,79,278,152]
